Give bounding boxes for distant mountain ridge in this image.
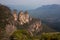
[29,4,60,31]
[29,4,60,18]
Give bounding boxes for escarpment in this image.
[0,4,42,40]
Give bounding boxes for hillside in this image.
[10,30,60,40]
[0,4,42,40]
[29,4,60,31]
[0,4,59,40]
[42,24,56,33]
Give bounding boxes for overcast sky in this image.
[0,0,60,10]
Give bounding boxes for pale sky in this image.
[0,0,60,10]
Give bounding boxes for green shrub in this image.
[10,30,33,40]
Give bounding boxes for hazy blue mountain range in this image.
[28,4,60,31]
[29,4,60,18]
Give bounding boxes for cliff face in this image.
[0,5,17,40]
[28,19,42,36]
[12,10,42,36]
[0,5,42,40]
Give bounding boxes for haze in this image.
[0,0,60,10]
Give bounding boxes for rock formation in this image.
[18,11,26,25]
[12,10,30,25]
[0,4,42,40]
[0,4,17,40]
[12,10,42,36]
[24,11,29,23]
[28,19,42,36]
[12,9,18,21]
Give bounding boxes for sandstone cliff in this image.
[0,4,42,40]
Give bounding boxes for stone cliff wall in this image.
[0,4,42,40]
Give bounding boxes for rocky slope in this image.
[0,4,58,40]
[0,4,42,40]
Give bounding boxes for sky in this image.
[0,0,60,10]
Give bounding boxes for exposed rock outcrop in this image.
[12,10,42,36]
[12,9,18,21]
[0,4,42,40]
[27,19,42,36]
